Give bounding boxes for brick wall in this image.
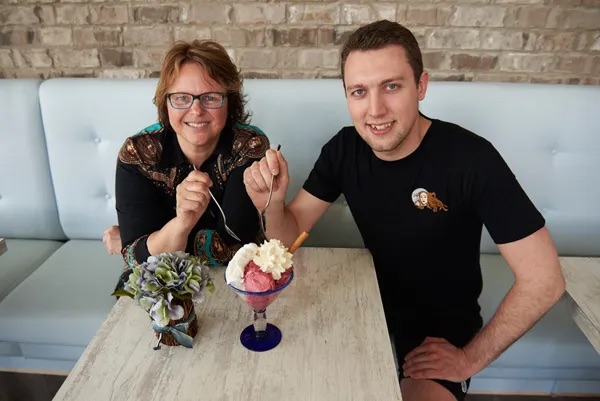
[0,1,598,84]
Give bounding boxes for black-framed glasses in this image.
[167,92,226,109]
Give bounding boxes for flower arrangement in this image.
[113,252,214,328]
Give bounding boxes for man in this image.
[243,20,565,401]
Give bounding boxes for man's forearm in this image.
[264,201,301,247]
[462,278,564,376]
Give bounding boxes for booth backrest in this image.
[39,79,157,240]
[419,82,600,255]
[36,78,600,256]
[0,79,65,240]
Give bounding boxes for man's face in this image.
[344,45,428,161]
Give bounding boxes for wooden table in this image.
[560,257,600,354]
[52,248,402,401]
[0,238,6,256]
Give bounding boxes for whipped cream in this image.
[225,243,258,286]
[225,239,293,286]
[252,239,293,280]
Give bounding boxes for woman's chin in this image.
[184,132,212,146]
[175,128,221,152]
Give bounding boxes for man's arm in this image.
[244,149,334,248]
[403,226,565,381]
[264,189,332,248]
[462,226,565,374]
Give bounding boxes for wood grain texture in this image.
[560,257,600,355]
[0,238,6,256]
[52,247,402,401]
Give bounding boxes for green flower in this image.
[123,267,141,297]
[149,293,184,327]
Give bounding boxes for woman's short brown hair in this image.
[341,20,423,86]
[154,40,250,131]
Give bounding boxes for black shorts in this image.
[400,373,469,401]
[390,331,474,401]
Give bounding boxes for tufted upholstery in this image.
[0,79,64,240]
[0,80,65,302]
[33,79,600,254]
[0,78,598,394]
[419,82,600,256]
[38,79,157,239]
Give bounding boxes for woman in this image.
[114,40,269,284]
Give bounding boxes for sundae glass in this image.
[226,239,296,352]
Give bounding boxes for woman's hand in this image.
[102,225,122,255]
[175,170,212,231]
[243,148,289,210]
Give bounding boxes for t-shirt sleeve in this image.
[302,131,344,203]
[470,141,545,244]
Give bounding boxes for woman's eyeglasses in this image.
[167,92,226,109]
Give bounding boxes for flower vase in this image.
[154,298,199,347]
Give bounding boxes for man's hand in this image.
[402,337,475,382]
[103,225,122,255]
[244,148,289,210]
[175,170,212,231]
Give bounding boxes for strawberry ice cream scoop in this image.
[243,260,293,310]
[226,239,294,290]
[244,261,276,293]
[276,269,292,287]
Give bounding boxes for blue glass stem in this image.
[253,309,267,336]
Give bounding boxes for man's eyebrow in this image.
[345,76,407,92]
[345,83,364,92]
[380,76,406,85]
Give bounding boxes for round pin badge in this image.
[411,187,428,208]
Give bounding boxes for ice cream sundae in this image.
[225,233,308,352]
[226,239,293,309]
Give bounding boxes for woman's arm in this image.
[116,160,189,265]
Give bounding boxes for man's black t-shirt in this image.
[303,117,545,348]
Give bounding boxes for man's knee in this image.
[400,378,458,401]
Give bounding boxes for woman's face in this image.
[167,62,228,156]
[419,192,428,205]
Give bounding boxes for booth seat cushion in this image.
[0,341,21,358]
[0,240,122,349]
[0,239,63,301]
[305,202,364,248]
